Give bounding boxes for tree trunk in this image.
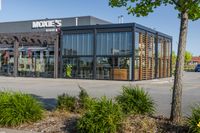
[170,12,188,124]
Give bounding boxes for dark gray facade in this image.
[0,16,172,81]
[0,16,111,33]
[61,23,172,81]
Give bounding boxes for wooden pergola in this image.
[0,32,59,78]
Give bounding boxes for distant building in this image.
[190,57,200,65]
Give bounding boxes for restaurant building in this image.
[0,16,172,81]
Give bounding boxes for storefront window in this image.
[135,32,139,56]
[18,47,54,78]
[62,33,93,56]
[96,57,112,80]
[0,49,14,76]
[96,32,132,55]
[96,57,131,80]
[62,57,93,79]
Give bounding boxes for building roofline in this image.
[61,22,172,39]
[0,15,111,24]
[89,16,112,24]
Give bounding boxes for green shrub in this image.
[57,93,76,112]
[57,87,91,113]
[65,64,72,78]
[78,86,90,110]
[77,97,123,133]
[79,86,89,101]
[188,105,200,133]
[0,91,43,127]
[116,85,155,115]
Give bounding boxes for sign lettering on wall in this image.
[32,20,62,29]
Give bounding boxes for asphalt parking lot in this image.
[0,72,200,117]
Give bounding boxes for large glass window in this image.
[96,32,132,55]
[18,47,54,78]
[0,49,14,76]
[135,32,140,57]
[62,57,93,79]
[113,57,131,80]
[96,57,112,80]
[134,57,140,80]
[96,57,131,80]
[62,33,93,56]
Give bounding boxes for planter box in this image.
[113,68,128,80]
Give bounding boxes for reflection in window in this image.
[96,57,112,80]
[96,32,132,55]
[18,49,54,78]
[62,33,93,56]
[113,57,131,80]
[134,57,140,80]
[63,57,93,79]
[135,32,139,56]
[0,50,14,76]
[96,57,131,80]
[158,38,162,58]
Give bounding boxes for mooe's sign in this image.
[32,20,62,29]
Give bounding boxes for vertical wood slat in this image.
[155,33,158,79]
[145,33,149,80]
[151,36,154,79]
[149,34,154,79]
[139,33,143,80]
[142,33,146,80]
[148,35,153,79]
[14,41,19,77]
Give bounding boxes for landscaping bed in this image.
[16,111,79,133]
[12,113,188,133]
[0,86,193,133]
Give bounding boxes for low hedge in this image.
[0,91,43,127]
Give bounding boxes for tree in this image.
[185,51,192,65]
[109,0,200,124]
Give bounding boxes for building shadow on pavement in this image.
[30,94,57,110]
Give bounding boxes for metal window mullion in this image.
[60,32,64,78]
[93,29,97,79]
[132,24,135,81]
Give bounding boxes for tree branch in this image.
[171,0,181,8]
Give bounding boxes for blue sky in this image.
[0,0,200,56]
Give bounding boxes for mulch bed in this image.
[6,111,189,133]
[16,111,80,133]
